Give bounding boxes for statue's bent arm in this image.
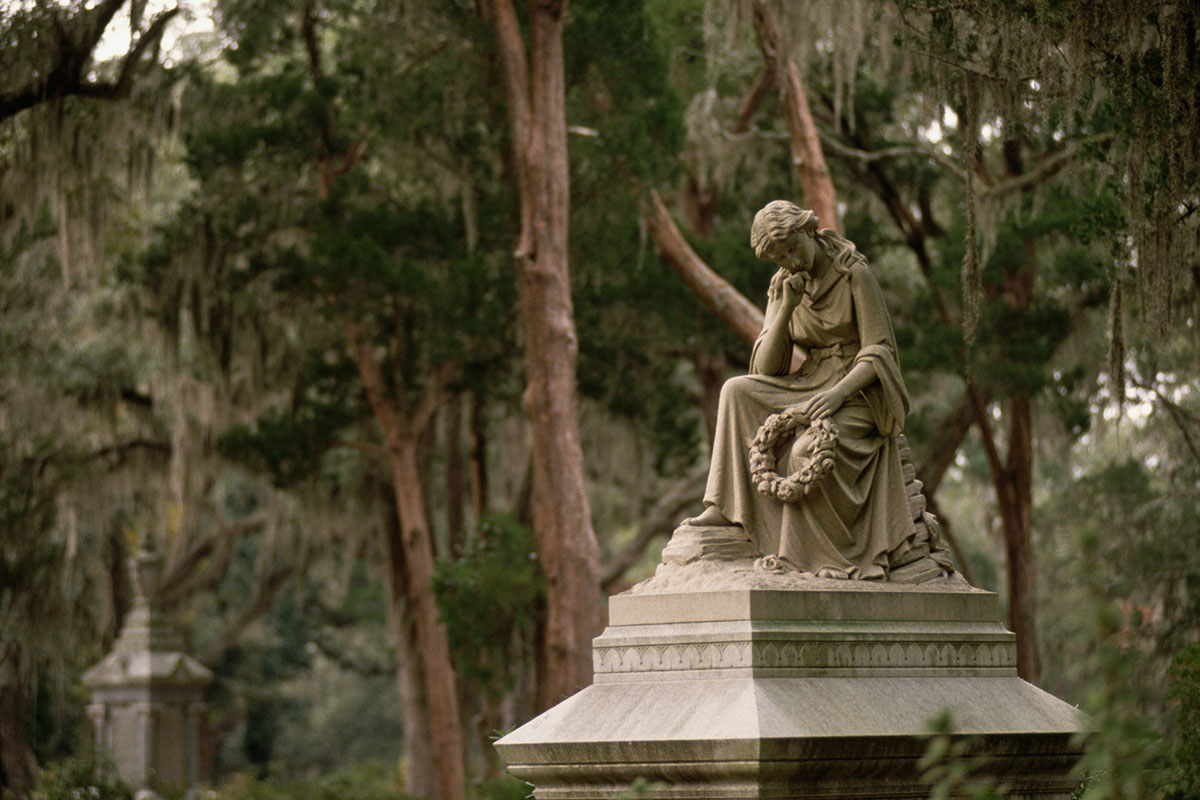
[749,273,799,376]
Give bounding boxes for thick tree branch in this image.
[344,320,410,441]
[0,2,178,122]
[412,361,459,437]
[731,66,772,135]
[111,7,176,91]
[750,0,839,232]
[482,0,534,259]
[915,393,976,497]
[965,383,1010,503]
[818,130,968,182]
[646,189,804,368]
[157,510,269,607]
[301,0,324,84]
[200,565,292,666]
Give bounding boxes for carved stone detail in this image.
[594,638,1015,674]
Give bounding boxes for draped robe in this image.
[702,261,912,580]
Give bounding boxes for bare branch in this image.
[398,37,450,78]
[0,3,179,122]
[818,130,968,182]
[979,133,1114,198]
[199,565,292,666]
[1138,380,1200,463]
[600,464,708,591]
[413,361,460,436]
[645,189,805,369]
[965,382,1010,500]
[157,510,270,607]
[88,437,171,466]
[731,66,772,136]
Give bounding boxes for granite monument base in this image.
[496,577,1083,798]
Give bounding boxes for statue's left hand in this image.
[799,388,845,420]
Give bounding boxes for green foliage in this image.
[433,514,544,697]
[30,752,133,800]
[1048,365,1093,438]
[565,0,685,182]
[219,395,358,489]
[918,711,1009,799]
[210,760,404,800]
[272,674,404,774]
[613,777,665,799]
[468,776,532,800]
[890,0,1199,339]
[1070,533,1172,799]
[1168,643,1200,794]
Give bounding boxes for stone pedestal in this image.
[83,550,213,792]
[496,580,1083,798]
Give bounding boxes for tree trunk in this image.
[396,636,433,797]
[525,0,601,710]
[967,381,1040,683]
[469,392,489,524]
[345,324,466,800]
[750,0,840,233]
[380,490,434,797]
[1002,393,1039,682]
[475,692,506,779]
[998,236,1039,683]
[387,437,467,800]
[0,679,35,798]
[682,66,769,255]
[444,396,465,557]
[488,0,603,710]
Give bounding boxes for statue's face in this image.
[766,234,816,275]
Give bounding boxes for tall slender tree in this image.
[483,0,602,709]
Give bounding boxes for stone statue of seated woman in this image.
[675,200,953,584]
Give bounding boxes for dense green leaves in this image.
[433,514,544,697]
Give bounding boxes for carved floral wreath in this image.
[749,409,839,503]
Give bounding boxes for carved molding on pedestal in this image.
[594,638,1016,675]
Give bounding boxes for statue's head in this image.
[751,201,822,273]
[750,201,821,257]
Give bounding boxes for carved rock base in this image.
[660,525,760,565]
[496,588,1083,798]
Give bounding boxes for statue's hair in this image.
[750,200,868,289]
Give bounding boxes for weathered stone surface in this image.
[630,550,977,595]
[661,525,761,566]
[496,587,1084,798]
